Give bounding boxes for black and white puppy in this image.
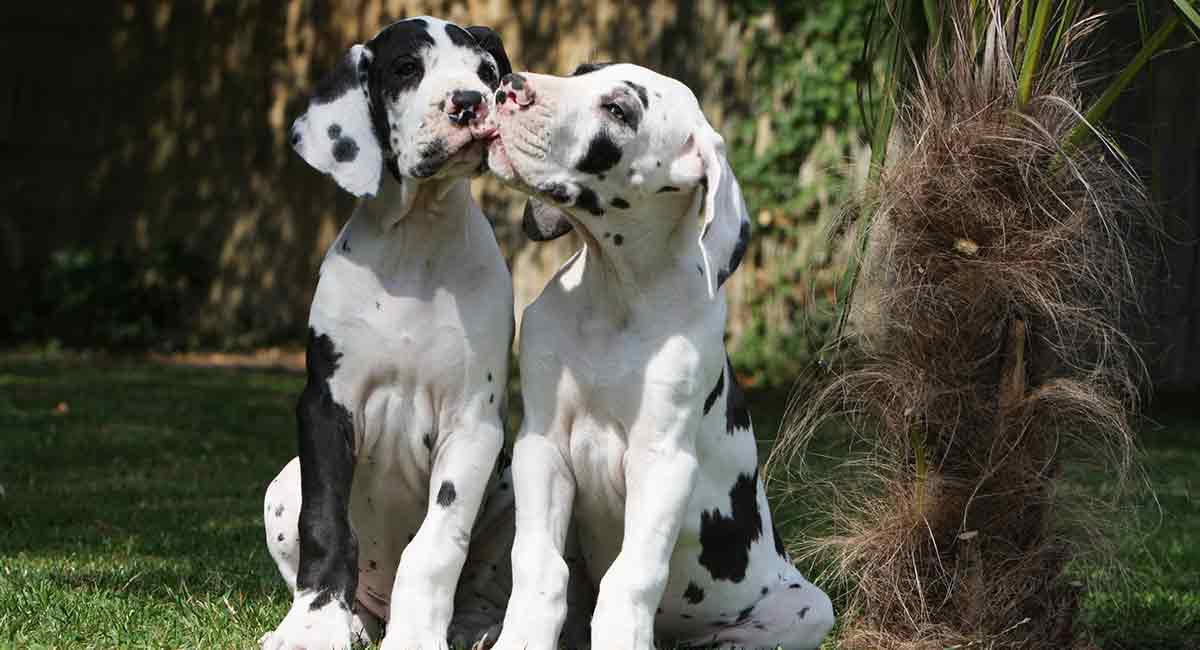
[260,17,514,650]
[483,65,835,649]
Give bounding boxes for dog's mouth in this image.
[409,121,499,180]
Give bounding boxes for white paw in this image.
[378,630,450,650]
[590,597,655,650]
[489,617,559,650]
[260,591,354,650]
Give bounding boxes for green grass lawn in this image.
[0,355,1197,648]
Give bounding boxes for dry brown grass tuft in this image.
[770,5,1158,648]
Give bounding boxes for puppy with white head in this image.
[260,17,515,650]
[484,64,835,649]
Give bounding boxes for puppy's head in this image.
[290,17,511,198]
[486,63,750,297]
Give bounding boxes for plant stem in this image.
[1017,0,1054,109]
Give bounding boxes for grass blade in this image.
[1017,0,1054,109]
[1171,0,1200,31]
[1066,16,1181,149]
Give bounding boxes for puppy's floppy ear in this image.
[522,199,574,241]
[669,127,752,299]
[289,44,383,198]
[467,26,513,79]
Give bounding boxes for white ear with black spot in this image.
[670,128,752,299]
[289,44,383,198]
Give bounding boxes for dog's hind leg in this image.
[262,457,383,647]
[264,458,303,590]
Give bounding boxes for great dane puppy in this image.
[260,17,515,650]
[482,64,835,649]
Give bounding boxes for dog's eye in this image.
[393,59,421,77]
[603,102,627,124]
[479,64,498,87]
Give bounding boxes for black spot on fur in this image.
[613,234,624,246]
[296,328,358,611]
[572,62,613,75]
[436,480,457,507]
[798,607,809,619]
[789,583,802,589]
[622,80,649,108]
[762,586,769,595]
[275,504,285,518]
[576,132,622,175]
[611,197,630,209]
[725,358,751,433]
[327,124,342,139]
[712,220,751,288]
[332,137,359,163]
[411,139,449,177]
[277,533,285,542]
[703,367,725,416]
[698,470,762,582]
[684,581,705,604]
[422,433,433,451]
[657,185,681,193]
[575,187,605,216]
[773,525,788,558]
[487,371,493,382]
[736,605,754,623]
[489,393,495,404]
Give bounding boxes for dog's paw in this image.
[488,627,558,650]
[448,619,501,650]
[260,592,354,650]
[377,630,450,650]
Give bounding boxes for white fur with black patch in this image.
[261,16,514,650]
[485,64,834,650]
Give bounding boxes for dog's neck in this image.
[570,192,714,319]
[362,172,477,231]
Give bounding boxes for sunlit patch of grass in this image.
[0,358,1195,648]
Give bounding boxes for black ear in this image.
[522,199,574,241]
[467,26,513,79]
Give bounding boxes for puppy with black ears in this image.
[260,17,515,650]
[484,63,835,650]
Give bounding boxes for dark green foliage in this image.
[724,0,876,384]
[19,243,211,351]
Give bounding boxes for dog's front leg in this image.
[381,404,504,650]
[592,408,700,650]
[261,334,359,650]
[490,422,576,650]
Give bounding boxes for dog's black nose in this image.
[448,90,484,126]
